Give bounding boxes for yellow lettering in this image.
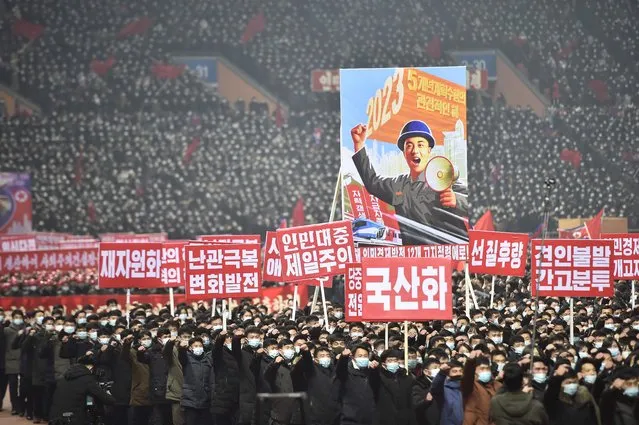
[451,104,460,118]
[407,69,418,91]
[441,102,451,117]
[416,93,427,110]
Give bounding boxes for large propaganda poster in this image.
[340,67,469,246]
[0,173,32,234]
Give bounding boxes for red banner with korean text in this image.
[276,221,355,280]
[601,233,639,279]
[357,244,468,261]
[160,242,185,287]
[99,233,167,243]
[185,243,261,299]
[345,263,363,322]
[0,234,37,252]
[58,239,100,249]
[0,248,98,274]
[531,239,614,297]
[98,243,163,288]
[196,235,262,244]
[311,69,340,93]
[263,232,283,282]
[468,230,528,276]
[360,257,452,321]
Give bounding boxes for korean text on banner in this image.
[99,243,163,288]
[0,234,37,252]
[340,67,468,246]
[0,173,32,234]
[601,233,639,279]
[361,257,452,321]
[357,244,468,261]
[469,230,528,276]
[0,248,98,273]
[345,263,363,322]
[276,221,355,280]
[263,231,283,282]
[161,242,186,287]
[531,239,614,297]
[197,235,261,244]
[185,243,261,299]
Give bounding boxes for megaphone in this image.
[424,156,459,192]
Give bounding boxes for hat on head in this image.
[397,120,435,151]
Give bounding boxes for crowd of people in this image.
[0,274,637,425]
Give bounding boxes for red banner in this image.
[197,235,261,244]
[344,264,363,322]
[12,19,45,40]
[357,244,468,261]
[0,248,98,273]
[151,63,186,79]
[469,230,528,276]
[531,239,614,297]
[98,243,163,288]
[58,239,99,249]
[161,242,186,287]
[185,243,261,299]
[361,257,452,321]
[91,56,116,76]
[263,232,283,282]
[0,234,37,252]
[601,233,639,279]
[99,233,167,243]
[276,221,355,280]
[117,17,153,38]
[311,69,340,93]
[34,232,69,248]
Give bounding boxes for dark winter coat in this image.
[237,342,261,424]
[210,335,241,415]
[128,344,152,407]
[335,355,375,425]
[490,391,550,425]
[412,372,440,425]
[369,367,416,425]
[137,342,170,404]
[39,334,71,381]
[179,347,214,409]
[295,351,340,425]
[49,364,116,425]
[163,340,183,402]
[109,341,133,406]
[23,330,55,386]
[598,388,639,425]
[4,324,24,374]
[543,376,601,425]
[430,372,463,425]
[264,359,304,425]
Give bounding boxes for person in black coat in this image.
[176,336,214,425]
[543,366,601,425]
[48,355,116,425]
[257,338,279,425]
[107,331,133,425]
[137,328,172,425]
[264,339,305,425]
[369,350,416,425]
[24,318,56,423]
[60,325,94,363]
[14,324,35,420]
[210,329,241,425]
[335,344,375,425]
[294,344,340,425]
[236,326,263,425]
[598,367,639,425]
[412,358,441,425]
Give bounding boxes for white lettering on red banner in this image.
[99,233,167,243]
[469,230,528,276]
[357,244,468,261]
[311,69,340,93]
[361,257,452,321]
[196,235,261,244]
[0,248,98,273]
[276,221,355,280]
[601,233,639,279]
[0,234,37,252]
[98,243,162,288]
[185,243,261,299]
[345,263,363,322]
[263,232,283,282]
[161,242,185,287]
[531,239,614,297]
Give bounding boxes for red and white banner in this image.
[468,230,528,276]
[99,233,167,243]
[263,232,283,282]
[360,257,453,321]
[98,243,163,288]
[0,248,98,273]
[531,239,614,297]
[345,263,363,322]
[185,243,261,299]
[357,244,468,261]
[34,232,69,249]
[0,234,37,252]
[196,234,261,244]
[276,221,355,280]
[311,69,340,93]
[161,242,186,287]
[601,233,639,279]
[58,239,100,249]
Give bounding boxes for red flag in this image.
[291,197,305,227]
[151,63,186,79]
[275,103,284,128]
[87,201,97,223]
[585,208,604,239]
[117,17,153,38]
[560,148,582,169]
[90,56,116,76]
[182,137,200,165]
[240,12,266,44]
[12,19,45,40]
[74,151,84,186]
[426,35,442,59]
[588,79,610,103]
[474,210,495,231]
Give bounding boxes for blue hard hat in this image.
[397,120,435,151]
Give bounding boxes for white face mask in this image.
[430,368,440,378]
[55,325,64,332]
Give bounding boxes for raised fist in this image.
[350,124,367,152]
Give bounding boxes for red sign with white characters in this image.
[160,242,186,287]
[196,235,261,244]
[344,263,363,322]
[601,233,639,279]
[98,243,163,288]
[0,248,98,273]
[469,230,528,276]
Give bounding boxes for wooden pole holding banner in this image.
[464,264,479,309]
[228,298,232,322]
[222,299,227,331]
[126,289,131,327]
[569,297,574,345]
[169,288,175,317]
[465,275,471,318]
[320,280,330,330]
[404,321,409,369]
[211,298,217,317]
[632,281,637,310]
[385,323,389,350]
[489,276,496,309]
[292,284,298,321]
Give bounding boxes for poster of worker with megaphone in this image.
[340,66,468,246]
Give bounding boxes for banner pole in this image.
[464,264,479,309]
[169,288,175,317]
[385,323,389,350]
[489,275,496,309]
[222,299,227,332]
[569,297,574,345]
[465,273,470,318]
[319,280,329,329]
[126,289,131,328]
[403,321,409,369]
[211,298,217,318]
[228,298,232,322]
[632,281,636,310]
[292,284,298,321]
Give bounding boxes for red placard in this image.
[185,243,261,299]
[357,244,468,261]
[196,234,261,244]
[0,234,37,252]
[263,232,283,282]
[345,263,363,322]
[361,257,453,321]
[99,233,167,243]
[98,243,163,288]
[0,248,98,273]
[276,221,355,280]
[161,242,185,287]
[58,239,100,249]
[311,69,340,93]
[531,239,614,297]
[601,233,639,279]
[468,230,528,276]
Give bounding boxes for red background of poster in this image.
[468,230,528,276]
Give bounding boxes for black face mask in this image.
[333,346,345,355]
[448,375,462,381]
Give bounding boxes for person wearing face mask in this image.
[256,338,279,425]
[489,363,549,425]
[335,345,375,425]
[163,327,192,425]
[175,336,214,425]
[236,326,263,425]
[127,331,153,425]
[348,323,366,344]
[460,350,502,425]
[292,345,339,425]
[412,358,441,425]
[544,366,601,425]
[22,316,57,423]
[367,349,415,425]
[137,328,172,425]
[598,367,639,425]
[37,316,72,421]
[430,360,464,425]
[3,310,25,415]
[264,339,305,425]
[531,357,550,401]
[210,329,241,425]
[577,359,599,393]
[60,324,94,364]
